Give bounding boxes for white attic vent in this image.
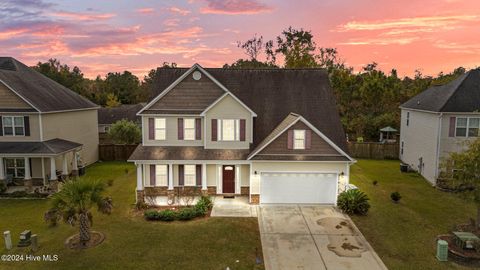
[192,71,202,80]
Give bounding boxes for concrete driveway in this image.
[258,205,388,270]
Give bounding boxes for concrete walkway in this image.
[258,205,388,270]
[210,196,257,217]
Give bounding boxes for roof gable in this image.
[0,57,98,113]
[0,81,33,110]
[401,69,480,112]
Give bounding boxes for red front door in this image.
[222,165,235,193]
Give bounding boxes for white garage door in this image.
[260,172,338,204]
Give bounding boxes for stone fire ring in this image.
[65,231,105,249]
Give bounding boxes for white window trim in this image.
[154,118,166,140]
[184,164,196,186]
[217,119,240,141]
[455,117,479,138]
[183,118,196,141]
[293,129,306,150]
[155,165,168,186]
[2,116,25,137]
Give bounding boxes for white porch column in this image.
[136,164,143,191]
[168,163,174,190]
[24,157,31,180]
[62,154,68,176]
[50,157,57,180]
[202,163,207,190]
[0,157,5,180]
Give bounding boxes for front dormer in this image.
[138,64,256,149]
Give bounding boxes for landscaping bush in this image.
[391,192,402,203]
[177,207,198,221]
[106,179,114,186]
[144,209,160,221]
[157,209,176,222]
[136,200,148,210]
[194,196,213,216]
[372,180,378,186]
[337,189,370,215]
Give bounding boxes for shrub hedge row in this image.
[144,196,213,222]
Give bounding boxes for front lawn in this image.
[0,162,263,270]
[351,159,476,270]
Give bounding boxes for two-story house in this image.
[0,57,99,192]
[129,64,355,205]
[399,68,480,184]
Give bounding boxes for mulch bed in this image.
[65,231,105,249]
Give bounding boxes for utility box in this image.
[436,239,448,262]
[18,230,32,247]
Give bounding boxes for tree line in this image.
[33,27,467,141]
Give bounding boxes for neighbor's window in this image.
[456,118,467,137]
[5,158,25,178]
[401,141,404,155]
[184,165,196,186]
[468,118,479,137]
[184,118,195,140]
[2,116,24,136]
[155,165,168,186]
[155,118,166,140]
[294,130,306,150]
[218,119,240,141]
[406,112,410,126]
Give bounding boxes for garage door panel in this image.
[261,173,337,204]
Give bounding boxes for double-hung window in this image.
[406,112,410,126]
[155,118,166,140]
[218,119,240,141]
[184,165,196,186]
[155,165,168,186]
[456,117,479,137]
[2,116,24,136]
[184,119,195,140]
[293,130,306,149]
[5,158,25,178]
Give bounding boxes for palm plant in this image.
[45,178,112,247]
[337,189,370,215]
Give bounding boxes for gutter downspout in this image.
[434,113,443,183]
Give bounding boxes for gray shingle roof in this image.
[0,138,82,155]
[98,104,144,125]
[401,69,480,112]
[0,57,98,112]
[147,67,348,152]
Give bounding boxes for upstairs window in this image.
[183,119,196,140]
[456,118,467,137]
[468,118,479,137]
[2,116,24,136]
[293,130,306,149]
[154,118,166,140]
[184,165,196,186]
[218,119,240,141]
[456,117,479,137]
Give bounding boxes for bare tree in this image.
[237,34,264,61]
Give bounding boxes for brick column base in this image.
[24,179,33,192]
[167,190,176,205]
[136,190,145,203]
[201,189,209,196]
[250,194,260,204]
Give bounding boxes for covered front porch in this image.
[0,139,83,193]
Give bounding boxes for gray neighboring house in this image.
[0,57,99,192]
[98,104,143,143]
[399,68,480,184]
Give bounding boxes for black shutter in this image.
[196,165,202,186]
[24,116,30,136]
[0,117,3,136]
[178,165,184,186]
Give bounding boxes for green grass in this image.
[0,162,263,270]
[350,159,476,270]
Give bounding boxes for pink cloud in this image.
[200,0,272,15]
[136,8,154,14]
[0,29,29,40]
[168,7,191,16]
[51,11,116,21]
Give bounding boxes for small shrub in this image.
[372,180,378,186]
[199,196,213,210]
[337,189,370,215]
[157,209,176,222]
[391,192,402,203]
[106,179,114,186]
[136,200,148,210]
[144,209,160,221]
[44,209,60,226]
[177,207,197,221]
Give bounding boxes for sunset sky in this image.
[1,0,480,79]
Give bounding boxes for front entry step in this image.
[223,194,235,199]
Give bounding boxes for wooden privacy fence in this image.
[347,142,399,160]
[99,144,138,161]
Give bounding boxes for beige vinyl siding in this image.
[205,95,252,149]
[0,113,41,142]
[41,109,99,166]
[399,109,439,183]
[207,164,216,186]
[241,164,250,186]
[0,83,32,109]
[439,113,480,161]
[142,116,203,146]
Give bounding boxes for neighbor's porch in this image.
[134,162,251,206]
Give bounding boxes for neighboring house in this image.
[399,69,480,184]
[129,64,354,205]
[0,57,99,191]
[98,104,143,144]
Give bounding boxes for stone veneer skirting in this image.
[250,194,260,204]
[144,186,218,197]
[241,186,250,195]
